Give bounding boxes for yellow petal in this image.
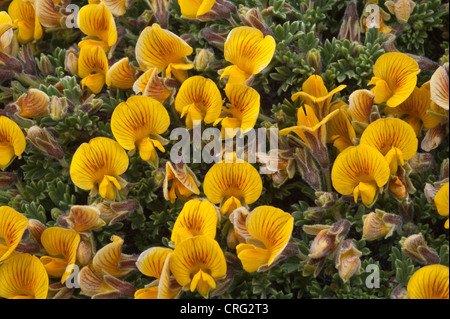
[236,244,271,273]
[171,199,219,245]
[0,116,26,169]
[0,253,49,299]
[77,2,117,48]
[407,265,449,299]
[430,65,449,110]
[348,89,375,124]
[40,227,80,283]
[203,161,263,211]
[224,26,276,76]
[136,246,172,279]
[35,0,62,28]
[360,118,418,163]
[16,88,50,118]
[0,206,28,262]
[63,205,105,232]
[174,75,222,128]
[8,0,42,43]
[107,57,138,89]
[133,68,172,103]
[331,144,390,204]
[102,0,128,17]
[435,182,449,219]
[135,23,193,73]
[78,44,109,93]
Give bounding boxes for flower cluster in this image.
[0,0,448,300]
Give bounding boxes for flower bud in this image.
[400,233,440,265]
[408,152,434,174]
[94,199,140,226]
[64,46,79,76]
[389,176,407,200]
[58,205,105,232]
[0,51,23,84]
[306,49,322,74]
[37,54,54,77]
[294,147,322,191]
[27,219,47,244]
[0,172,18,189]
[335,239,362,282]
[150,0,170,28]
[338,0,360,43]
[77,232,96,266]
[49,96,68,120]
[362,209,402,241]
[26,125,65,160]
[200,28,229,50]
[197,0,237,22]
[239,6,273,36]
[193,48,215,72]
[80,95,103,114]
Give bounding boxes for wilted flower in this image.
[58,205,105,232]
[64,46,79,76]
[70,137,129,201]
[8,0,43,43]
[360,118,418,174]
[174,75,223,129]
[78,265,136,299]
[384,0,416,24]
[77,2,117,52]
[0,206,28,262]
[135,23,193,83]
[171,199,220,246]
[234,206,294,273]
[347,89,376,126]
[384,84,442,136]
[429,63,449,112]
[135,247,182,299]
[89,0,131,17]
[39,227,80,284]
[163,161,201,203]
[291,74,346,121]
[203,161,262,216]
[94,199,140,226]
[49,96,68,121]
[14,88,50,118]
[331,144,390,206]
[107,57,139,90]
[214,83,260,138]
[0,116,26,170]
[335,239,362,283]
[34,0,63,29]
[434,182,449,229]
[111,95,170,167]
[0,253,49,299]
[0,11,14,53]
[367,52,420,108]
[193,48,215,72]
[220,26,275,85]
[360,2,392,35]
[239,6,273,37]
[400,233,440,265]
[78,44,110,94]
[0,171,17,189]
[26,126,65,161]
[407,264,449,299]
[362,209,402,240]
[170,235,227,298]
[338,0,360,43]
[132,67,174,103]
[90,235,138,278]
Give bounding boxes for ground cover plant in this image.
[0,0,448,299]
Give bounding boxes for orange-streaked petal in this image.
[107,57,138,89]
[0,116,26,169]
[136,246,172,279]
[77,2,117,48]
[430,64,449,111]
[0,253,49,299]
[0,206,28,262]
[407,265,449,299]
[348,89,375,124]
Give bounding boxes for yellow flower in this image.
[331,144,390,206]
[214,83,260,139]
[174,75,223,129]
[78,44,111,94]
[360,118,418,174]
[435,182,449,229]
[235,206,294,273]
[34,0,63,29]
[135,23,193,83]
[170,235,226,298]
[178,0,216,19]
[0,11,14,52]
[407,264,449,299]
[430,63,449,112]
[385,0,416,24]
[8,0,43,44]
[220,26,276,85]
[70,137,129,201]
[77,2,117,52]
[0,206,28,262]
[384,84,442,135]
[327,103,356,152]
[90,235,137,278]
[291,74,346,121]
[171,199,220,246]
[203,161,263,216]
[347,89,376,125]
[89,0,129,17]
[14,88,50,118]
[39,227,80,284]
[0,253,49,299]
[0,116,26,170]
[367,52,420,108]
[335,239,362,283]
[135,247,181,299]
[111,95,170,167]
[107,57,139,89]
[163,161,201,203]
